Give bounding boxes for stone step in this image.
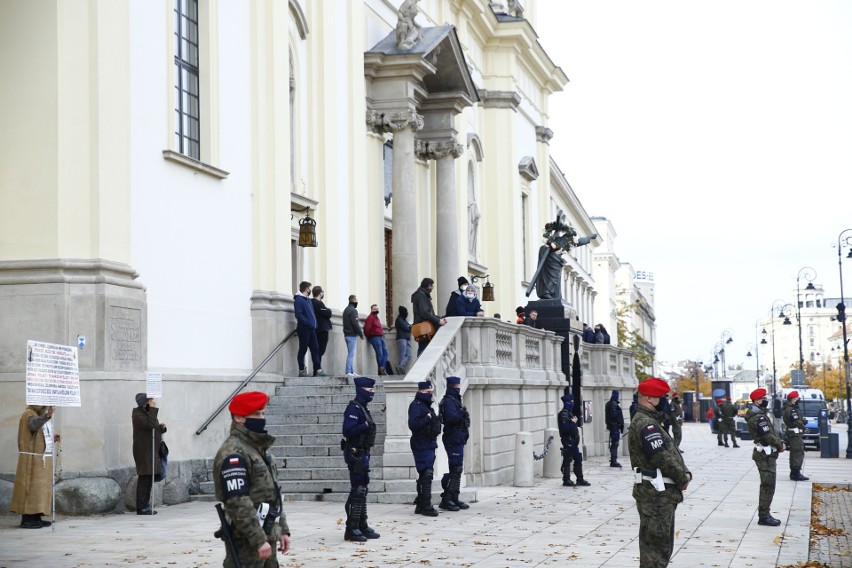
[278,479,387,494]
[278,468,383,481]
[278,376,394,388]
[279,455,384,469]
[265,409,386,423]
[267,395,387,408]
[270,444,386,458]
[267,423,348,436]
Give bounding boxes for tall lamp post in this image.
[746,342,759,391]
[795,266,817,377]
[836,229,852,459]
[719,330,734,378]
[765,299,789,400]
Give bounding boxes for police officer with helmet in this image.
[628,378,692,567]
[213,391,290,567]
[408,380,442,516]
[341,376,381,542]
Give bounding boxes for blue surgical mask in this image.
[465,293,475,300]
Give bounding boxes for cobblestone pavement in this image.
[0,422,849,568]
[809,484,852,568]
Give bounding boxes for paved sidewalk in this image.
[1,423,849,568]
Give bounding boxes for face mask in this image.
[654,399,666,413]
[372,310,379,315]
[352,302,358,308]
[465,293,475,300]
[460,284,468,291]
[357,389,375,403]
[760,399,769,409]
[244,417,267,433]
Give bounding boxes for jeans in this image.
[345,335,357,374]
[368,336,389,370]
[297,324,321,372]
[397,338,412,370]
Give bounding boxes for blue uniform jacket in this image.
[343,400,369,439]
[408,393,439,451]
[440,390,469,446]
[455,294,482,316]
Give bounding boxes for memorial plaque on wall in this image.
[107,305,142,369]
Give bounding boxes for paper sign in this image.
[146,372,163,398]
[25,340,81,407]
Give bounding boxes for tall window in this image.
[174,0,200,160]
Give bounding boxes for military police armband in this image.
[220,454,250,498]
[641,424,666,456]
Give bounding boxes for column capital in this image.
[366,110,423,134]
[415,139,464,161]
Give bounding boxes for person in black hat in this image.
[132,393,166,515]
[557,391,590,486]
[408,381,441,516]
[445,276,469,317]
[438,376,471,511]
[341,377,380,542]
[515,306,526,324]
[604,390,624,467]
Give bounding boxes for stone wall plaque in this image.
[108,306,142,365]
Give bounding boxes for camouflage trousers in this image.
[635,490,679,568]
[752,452,777,516]
[718,420,736,443]
[671,422,682,449]
[787,435,804,470]
[223,540,279,568]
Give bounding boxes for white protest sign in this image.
[146,372,163,398]
[25,340,81,407]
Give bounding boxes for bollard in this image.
[513,431,535,487]
[543,428,561,478]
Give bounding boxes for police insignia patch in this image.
[220,453,250,498]
[641,424,666,455]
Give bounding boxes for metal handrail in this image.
[195,329,297,435]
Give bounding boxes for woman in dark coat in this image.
[132,393,166,514]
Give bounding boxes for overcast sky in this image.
[536,1,852,368]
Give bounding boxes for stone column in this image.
[369,110,424,316]
[419,140,464,311]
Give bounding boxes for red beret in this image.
[716,398,723,403]
[229,391,269,416]
[637,378,670,397]
[787,390,799,400]
[750,388,767,401]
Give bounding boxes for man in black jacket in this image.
[605,390,624,467]
[412,278,446,357]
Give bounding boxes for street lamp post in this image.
[766,299,790,399]
[835,229,852,459]
[746,342,758,391]
[795,266,817,376]
[718,330,734,379]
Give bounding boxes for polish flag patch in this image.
[229,457,240,465]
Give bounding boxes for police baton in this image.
[215,503,242,568]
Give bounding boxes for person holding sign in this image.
[132,393,166,515]
[11,405,59,529]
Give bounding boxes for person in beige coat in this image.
[11,405,59,529]
[132,393,166,515]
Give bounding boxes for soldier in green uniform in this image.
[782,390,809,481]
[628,378,692,568]
[719,396,740,448]
[669,392,684,453]
[213,391,291,567]
[745,388,786,526]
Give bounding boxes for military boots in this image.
[414,476,439,517]
[790,468,810,481]
[758,515,782,526]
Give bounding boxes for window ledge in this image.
[162,150,230,179]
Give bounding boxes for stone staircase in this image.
[197,375,474,504]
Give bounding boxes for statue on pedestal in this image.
[396,0,422,50]
[526,211,595,301]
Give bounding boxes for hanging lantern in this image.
[298,212,317,247]
[482,279,495,302]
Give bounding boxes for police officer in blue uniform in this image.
[439,376,471,511]
[408,380,442,516]
[558,391,590,487]
[341,376,380,542]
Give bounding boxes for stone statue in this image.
[468,191,480,259]
[525,211,577,300]
[396,0,422,50]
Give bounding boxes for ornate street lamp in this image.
[795,266,817,373]
[292,205,318,247]
[835,229,852,458]
[718,329,734,379]
[746,339,760,390]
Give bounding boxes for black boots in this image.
[439,466,469,510]
[345,486,369,542]
[610,460,622,468]
[359,502,380,539]
[20,514,50,529]
[758,515,782,526]
[414,471,439,517]
[790,468,810,481]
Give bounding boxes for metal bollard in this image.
[513,431,534,487]
[543,428,561,478]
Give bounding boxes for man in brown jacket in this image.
[11,405,59,529]
[132,393,167,515]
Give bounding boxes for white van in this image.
[777,388,830,450]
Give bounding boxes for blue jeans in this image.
[368,336,389,370]
[345,335,357,374]
[397,338,412,370]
